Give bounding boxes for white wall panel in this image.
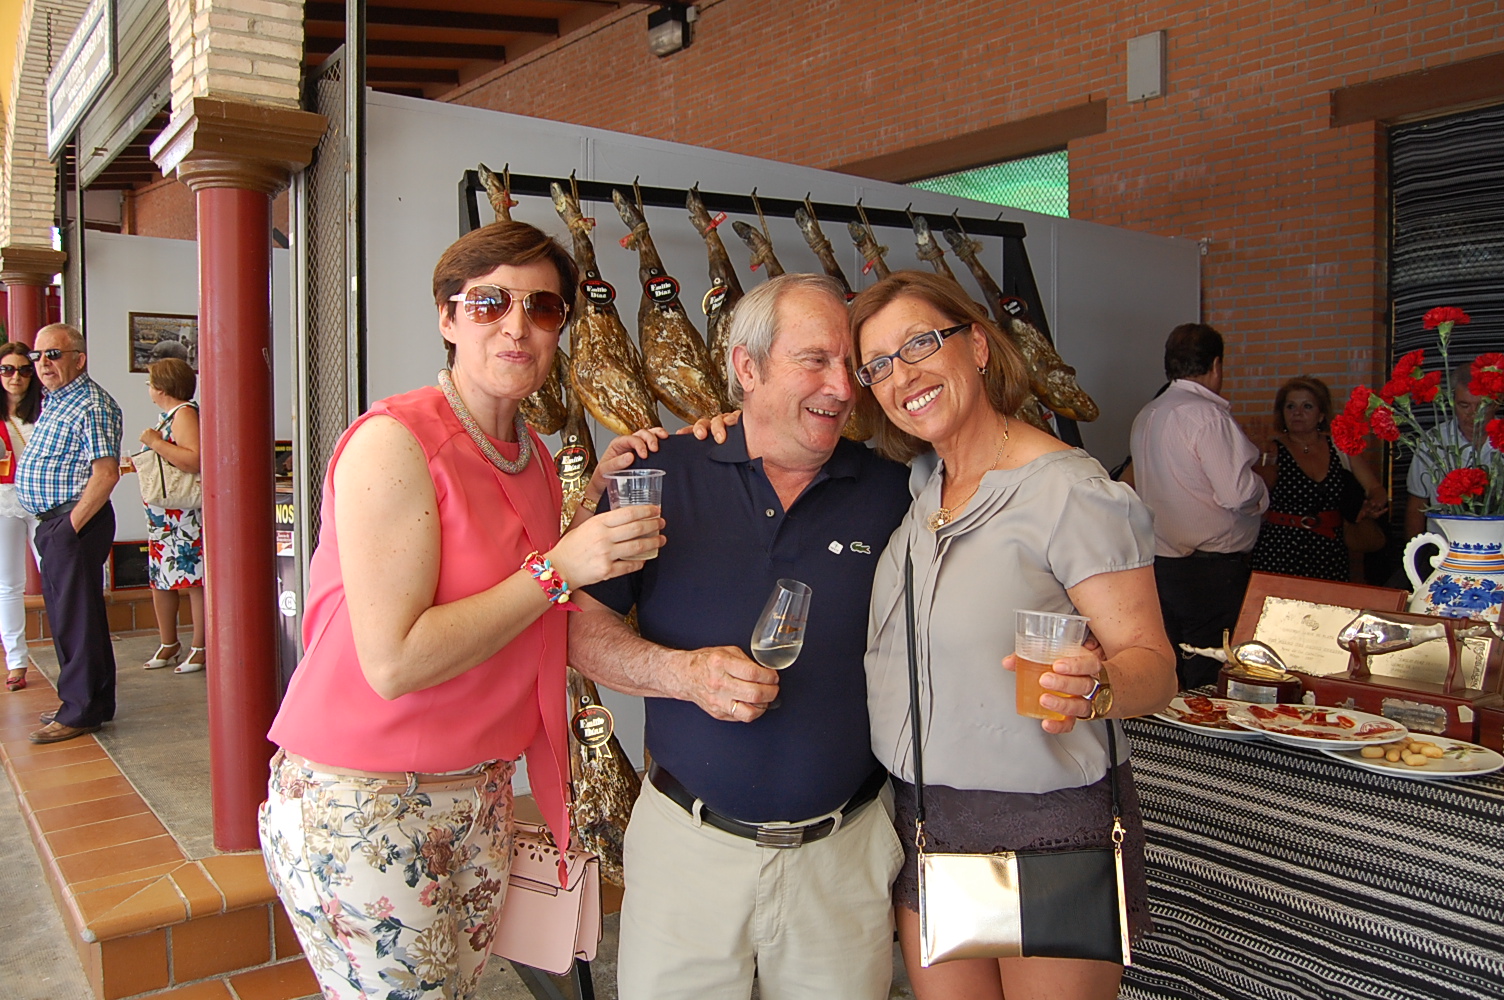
[82,231,292,543]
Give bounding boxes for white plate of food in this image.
[1321,736,1504,780]
[1225,703,1409,749]
[1153,695,1263,739]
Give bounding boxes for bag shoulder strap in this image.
[903,546,1121,832]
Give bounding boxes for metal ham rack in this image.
[457,169,1084,447]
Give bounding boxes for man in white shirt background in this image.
[1130,323,1269,688]
[1404,360,1497,540]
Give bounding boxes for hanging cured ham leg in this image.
[550,177,659,435]
[686,184,745,392]
[945,222,1100,424]
[614,183,727,420]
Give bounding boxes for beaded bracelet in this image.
[522,551,575,607]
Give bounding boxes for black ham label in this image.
[646,275,681,305]
[555,442,589,486]
[582,278,615,306]
[997,295,1028,317]
[702,283,729,316]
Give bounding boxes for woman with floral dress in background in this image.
[137,358,206,673]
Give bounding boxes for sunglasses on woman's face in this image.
[448,285,570,333]
[0,365,34,377]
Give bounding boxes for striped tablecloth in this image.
[1121,718,1504,1000]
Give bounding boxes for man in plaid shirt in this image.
[18,324,123,744]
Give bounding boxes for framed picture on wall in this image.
[128,312,199,373]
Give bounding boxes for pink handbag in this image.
[490,823,602,976]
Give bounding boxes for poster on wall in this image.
[128,312,198,373]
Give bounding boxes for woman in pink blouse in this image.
[260,222,662,1000]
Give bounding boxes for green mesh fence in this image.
[909,150,1069,218]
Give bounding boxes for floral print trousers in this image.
[259,750,516,1000]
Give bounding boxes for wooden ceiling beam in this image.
[304,3,556,35]
[365,67,461,84]
[304,36,506,60]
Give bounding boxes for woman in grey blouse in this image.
[850,272,1176,1000]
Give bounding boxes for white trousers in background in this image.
[0,513,37,671]
[616,777,903,1000]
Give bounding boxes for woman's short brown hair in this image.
[148,358,196,402]
[431,221,580,367]
[848,271,1030,464]
[1273,376,1333,432]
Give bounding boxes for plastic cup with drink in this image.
[1013,609,1091,721]
[604,468,666,559]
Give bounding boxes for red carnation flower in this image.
[1423,306,1471,330]
[1411,371,1442,403]
[1487,418,1504,452]
[1330,413,1369,455]
[1369,406,1400,442]
[1343,386,1373,418]
[1378,378,1408,404]
[1473,352,1504,370]
[1471,369,1504,399]
[1436,467,1488,506]
[1391,349,1425,379]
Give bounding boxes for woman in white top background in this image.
[0,341,42,692]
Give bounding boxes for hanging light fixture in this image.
[648,3,697,57]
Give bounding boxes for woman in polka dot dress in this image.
[1250,377,1388,582]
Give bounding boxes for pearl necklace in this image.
[927,417,1009,532]
[438,369,532,475]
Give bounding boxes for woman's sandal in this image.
[144,642,182,670]
[5,667,24,691]
[175,647,206,674]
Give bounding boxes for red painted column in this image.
[197,185,279,851]
[5,280,48,347]
[151,97,326,852]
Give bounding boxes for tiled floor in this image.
[5,633,915,1000]
[1,635,318,1000]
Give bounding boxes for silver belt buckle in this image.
[754,824,807,849]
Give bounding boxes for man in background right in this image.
[1130,323,1269,689]
[1405,360,1498,540]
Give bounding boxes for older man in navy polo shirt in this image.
[19,324,123,744]
[572,273,911,1000]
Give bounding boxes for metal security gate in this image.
[291,48,365,625]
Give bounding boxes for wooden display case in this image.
[1231,572,1504,748]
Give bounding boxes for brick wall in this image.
[2,0,88,248]
[166,0,306,114]
[124,176,198,241]
[444,0,1504,439]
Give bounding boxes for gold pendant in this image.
[926,507,953,532]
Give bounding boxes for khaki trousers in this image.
[616,778,903,1000]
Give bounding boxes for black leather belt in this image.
[36,500,78,522]
[648,763,887,849]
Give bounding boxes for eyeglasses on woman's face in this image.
[855,323,971,387]
[448,285,570,334]
[0,364,34,378]
[28,348,81,362]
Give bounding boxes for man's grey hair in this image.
[1450,358,1475,394]
[36,322,86,353]
[723,273,846,405]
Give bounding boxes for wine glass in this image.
[750,579,812,709]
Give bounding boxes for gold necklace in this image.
[437,369,532,475]
[927,417,1009,532]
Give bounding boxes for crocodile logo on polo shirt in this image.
[851,542,872,554]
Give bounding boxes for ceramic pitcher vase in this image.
[1403,514,1504,622]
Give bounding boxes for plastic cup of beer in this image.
[605,469,665,559]
[1014,610,1091,721]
